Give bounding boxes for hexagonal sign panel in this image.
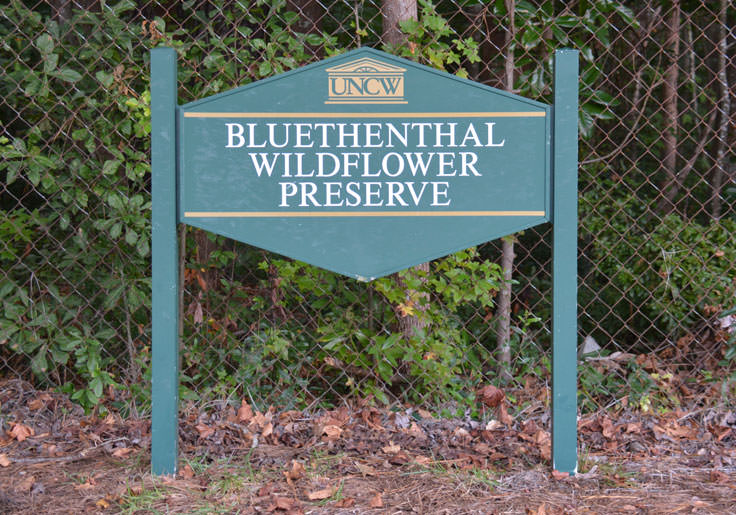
[179,47,550,280]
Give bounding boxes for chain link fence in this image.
[1,0,734,417]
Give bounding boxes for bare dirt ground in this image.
[1,379,734,514]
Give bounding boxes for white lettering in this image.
[225,123,245,148]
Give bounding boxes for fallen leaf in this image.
[179,464,195,479]
[413,455,432,466]
[601,417,616,439]
[9,423,34,442]
[497,402,513,426]
[75,477,96,491]
[16,475,35,493]
[96,498,110,509]
[710,470,729,483]
[369,493,384,508]
[284,460,305,482]
[269,496,299,512]
[625,422,641,434]
[485,419,504,431]
[535,430,551,461]
[112,447,134,458]
[551,469,569,480]
[0,454,11,467]
[322,425,342,439]
[307,486,336,500]
[257,483,274,496]
[407,421,425,438]
[262,421,274,438]
[195,423,215,439]
[334,497,355,508]
[27,395,48,411]
[382,442,400,454]
[355,462,376,476]
[478,384,505,408]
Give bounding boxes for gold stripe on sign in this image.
[183,111,546,118]
[184,211,546,218]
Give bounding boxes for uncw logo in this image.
[325,57,406,104]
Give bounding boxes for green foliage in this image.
[396,0,480,76]
[582,189,736,345]
[0,0,333,410]
[1,0,733,417]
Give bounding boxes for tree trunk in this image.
[494,0,516,383]
[287,0,325,57]
[657,0,681,214]
[382,0,417,47]
[381,0,427,341]
[710,0,730,220]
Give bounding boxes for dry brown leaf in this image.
[322,425,342,439]
[710,470,729,483]
[625,422,641,433]
[74,477,96,491]
[551,469,569,480]
[270,496,298,511]
[9,423,34,442]
[485,419,504,431]
[262,422,274,438]
[414,455,432,466]
[535,430,551,461]
[112,447,135,458]
[417,409,432,419]
[478,384,505,408]
[253,411,268,428]
[27,399,44,411]
[195,423,215,439]
[334,497,355,508]
[528,504,547,515]
[179,464,195,479]
[369,493,384,508]
[257,483,274,496]
[355,462,376,476]
[284,460,305,482]
[238,400,254,423]
[382,442,400,454]
[307,486,336,500]
[0,454,11,467]
[407,421,425,438]
[497,402,514,426]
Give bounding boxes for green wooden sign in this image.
[151,47,579,475]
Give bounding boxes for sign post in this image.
[150,47,179,475]
[150,47,579,476]
[552,50,579,474]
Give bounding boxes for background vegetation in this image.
[1,0,734,417]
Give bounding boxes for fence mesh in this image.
[1,0,734,417]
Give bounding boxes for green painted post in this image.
[552,49,579,474]
[151,47,179,476]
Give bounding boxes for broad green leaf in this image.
[53,68,82,83]
[102,159,121,176]
[35,33,53,55]
[43,53,59,73]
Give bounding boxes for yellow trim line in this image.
[183,111,546,118]
[184,211,545,218]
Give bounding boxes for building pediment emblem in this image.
[325,57,406,104]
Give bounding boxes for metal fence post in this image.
[552,48,579,474]
[150,47,179,476]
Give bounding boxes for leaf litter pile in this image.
[0,379,734,514]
